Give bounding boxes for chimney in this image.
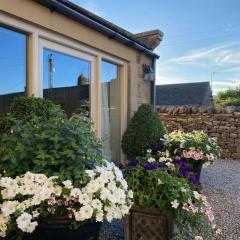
[134,29,164,51]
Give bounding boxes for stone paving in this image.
[201,159,240,240]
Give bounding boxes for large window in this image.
[101,60,120,163]
[0,27,27,117]
[43,48,91,116]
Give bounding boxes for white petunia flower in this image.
[171,199,179,209]
[62,180,73,189]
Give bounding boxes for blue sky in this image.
[73,0,240,95]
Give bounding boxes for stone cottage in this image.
[0,0,163,162]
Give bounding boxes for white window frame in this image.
[0,12,128,161]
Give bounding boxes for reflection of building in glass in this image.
[43,74,89,116]
[0,92,24,117]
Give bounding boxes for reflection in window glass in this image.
[0,27,27,117]
[101,61,120,163]
[43,48,90,116]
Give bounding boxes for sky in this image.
[72,0,240,95]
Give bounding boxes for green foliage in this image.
[214,88,240,107]
[0,98,103,184]
[126,167,191,211]
[0,96,65,135]
[121,104,166,157]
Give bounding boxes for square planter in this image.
[125,206,173,240]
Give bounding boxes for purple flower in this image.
[144,162,158,170]
[158,162,167,168]
[152,143,164,153]
[128,159,138,168]
[179,166,190,177]
[188,175,201,186]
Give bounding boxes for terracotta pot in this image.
[125,206,173,240]
[2,217,101,240]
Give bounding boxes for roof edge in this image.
[34,0,160,59]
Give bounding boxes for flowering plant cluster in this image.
[0,162,133,238]
[125,161,221,239]
[141,149,202,186]
[162,131,221,167]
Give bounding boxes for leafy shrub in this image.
[0,96,65,135]
[214,88,240,107]
[0,98,103,184]
[121,104,166,158]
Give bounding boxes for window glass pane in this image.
[0,27,27,117]
[101,61,120,163]
[43,48,90,116]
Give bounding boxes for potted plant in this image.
[0,164,133,239]
[124,158,221,240]
[161,131,221,180]
[0,97,133,239]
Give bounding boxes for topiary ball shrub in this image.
[122,104,166,158]
[0,96,66,135]
[0,97,103,185]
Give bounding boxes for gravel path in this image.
[99,160,240,240]
[201,159,240,240]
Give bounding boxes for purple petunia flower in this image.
[144,162,158,170]
[152,143,164,153]
[188,175,201,186]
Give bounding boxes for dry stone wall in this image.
[157,106,240,160]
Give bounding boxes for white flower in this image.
[85,170,95,179]
[195,236,203,240]
[147,157,155,163]
[180,187,187,193]
[16,212,38,233]
[203,161,211,168]
[206,145,211,151]
[91,199,102,210]
[193,191,201,200]
[70,188,82,198]
[62,180,73,189]
[1,201,19,216]
[79,193,91,205]
[128,190,134,199]
[80,205,93,220]
[159,157,166,162]
[0,177,14,188]
[157,179,163,185]
[171,199,179,209]
[96,211,104,222]
[147,149,152,153]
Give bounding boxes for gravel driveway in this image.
[99,160,240,240]
[201,159,240,240]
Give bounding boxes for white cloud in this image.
[163,42,240,68]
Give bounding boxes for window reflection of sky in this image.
[43,49,91,89]
[101,61,117,83]
[0,27,26,95]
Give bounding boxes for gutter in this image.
[35,0,159,59]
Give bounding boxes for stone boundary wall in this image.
[157,106,240,160]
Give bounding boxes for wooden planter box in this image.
[125,206,173,240]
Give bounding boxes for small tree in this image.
[214,87,240,107]
[122,104,166,158]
